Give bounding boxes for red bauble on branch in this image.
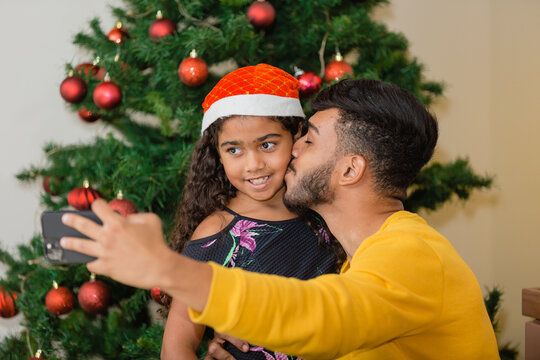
[324,52,354,83]
[67,179,103,210]
[178,49,208,87]
[43,175,61,196]
[78,274,111,314]
[0,286,17,318]
[74,63,105,81]
[150,287,164,305]
[93,79,122,110]
[149,10,175,39]
[77,106,101,123]
[108,21,128,44]
[45,281,75,316]
[296,70,322,97]
[247,0,275,28]
[108,190,138,216]
[59,74,87,104]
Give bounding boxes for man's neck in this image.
[316,195,404,260]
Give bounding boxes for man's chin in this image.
[283,194,310,216]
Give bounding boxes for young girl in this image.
[161,64,342,360]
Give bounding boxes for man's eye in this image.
[261,142,276,150]
[227,147,240,154]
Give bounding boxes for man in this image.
[61,79,499,359]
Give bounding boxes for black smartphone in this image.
[41,210,102,264]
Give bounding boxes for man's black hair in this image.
[312,79,438,199]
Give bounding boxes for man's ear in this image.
[338,155,366,186]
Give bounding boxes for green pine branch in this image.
[404,158,493,213]
[484,287,519,360]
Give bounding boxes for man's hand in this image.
[204,332,249,360]
[60,199,175,290]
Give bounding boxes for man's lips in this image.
[287,163,296,174]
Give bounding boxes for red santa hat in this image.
[201,63,305,134]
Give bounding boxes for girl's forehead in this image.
[221,116,285,133]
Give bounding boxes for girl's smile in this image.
[247,175,271,189]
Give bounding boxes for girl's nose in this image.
[246,151,265,172]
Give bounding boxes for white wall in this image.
[0,0,114,339]
[2,1,538,358]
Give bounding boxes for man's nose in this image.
[291,137,304,159]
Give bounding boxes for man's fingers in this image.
[62,212,103,239]
[127,212,161,226]
[60,237,100,258]
[206,339,237,360]
[91,198,121,222]
[86,259,105,275]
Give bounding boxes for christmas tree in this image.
[0,0,496,359]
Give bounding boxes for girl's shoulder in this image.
[190,210,235,241]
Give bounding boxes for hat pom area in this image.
[201,64,305,134]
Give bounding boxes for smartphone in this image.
[41,210,102,264]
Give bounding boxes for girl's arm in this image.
[162,211,233,360]
[161,298,206,360]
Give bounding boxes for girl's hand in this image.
[204,331,249,360]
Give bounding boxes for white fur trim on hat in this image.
[201,94,305,134]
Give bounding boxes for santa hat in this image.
[201,64,305,134]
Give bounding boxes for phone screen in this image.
[41,210,102,263]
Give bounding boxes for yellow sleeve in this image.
[189,235,444,359]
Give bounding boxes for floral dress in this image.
[183,208,338,360]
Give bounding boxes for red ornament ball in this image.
[178,51,208,87]
[45,285,75,316]
[93,81,122,110]
[324,59,353,83]
[297,71,322,97]
[43,176,61,195]
[109,198,137,216]
[74,63,105,80]
[59,76,87,104]
[0,286,17,318]
[149,18,175,39]
[108,22,128,44]
[150,287,164,305]
[247,0,275,28]
[78,280,111,314]
[67,182,103,210]
[77,107,101,123]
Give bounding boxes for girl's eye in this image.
[261,142,276,150]
[305,139,312,145]
[227,147,240,155]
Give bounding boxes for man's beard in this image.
[284,159,335,215]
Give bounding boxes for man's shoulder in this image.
[379,211,446,244]
[352,212,447,264]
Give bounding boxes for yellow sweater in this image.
[189,211,499,359]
